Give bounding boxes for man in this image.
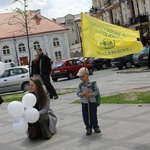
[141,32,150,68]
[36,48,58,99]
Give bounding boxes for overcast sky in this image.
[0,0,91,19]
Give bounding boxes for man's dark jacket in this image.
[39,53,51,75]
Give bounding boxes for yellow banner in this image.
[81,13,143,59]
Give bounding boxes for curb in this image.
[117,68,150,74]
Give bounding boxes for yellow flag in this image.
[81,13,143,59]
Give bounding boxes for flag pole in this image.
[83,57,91,125]
[81,12,90,125]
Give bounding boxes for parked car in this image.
[92,58,111,70]
[0,66,30,93]
[51,58,94,82]
[132,46,149,67]
[74,57,111,70]
[111,54,133,69]
[78,57,95,64]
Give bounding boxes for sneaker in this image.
[54,95,58,99]
[94,127,101,133]
[86,129,92,136]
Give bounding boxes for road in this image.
[51,68,150,96]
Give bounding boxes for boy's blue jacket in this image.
[76,80,100,104]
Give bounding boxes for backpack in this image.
[79,81,101,107]
[91,81,101,107]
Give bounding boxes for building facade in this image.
[90,0,150,36]
[56,13,89,57]
[0,10,70,66]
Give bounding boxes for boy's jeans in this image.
[81,102,99,130]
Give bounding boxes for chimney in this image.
[35,9,41,19]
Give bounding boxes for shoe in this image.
[54,95,58,99]
[86,128,92,136]
[94,127,101,133]
[49,96,53,99]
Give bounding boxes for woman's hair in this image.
[30,77,47,108]
[33,55,39,63]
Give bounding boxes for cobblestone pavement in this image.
[0,67,150,150]
[0,92,150,150]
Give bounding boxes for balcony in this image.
[103,0,120,11]
[129,14,149,25]
[89,7,102,16]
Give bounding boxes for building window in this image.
[33,41,40,50]
[66,19,73,25]
[3,45,10,55]
[55,51,62,60]
[4,59,12,63]
[18,43,26,53]
[53,38,60,47]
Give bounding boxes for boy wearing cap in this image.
[76,67,101,136]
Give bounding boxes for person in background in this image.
[141,32,150,68]
[27,77,57,139]
[76,67,101,136]
[36,48,58,99]
[141,32,149,46]
[30,55,41,79]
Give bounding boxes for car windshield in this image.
[52,62,64,69]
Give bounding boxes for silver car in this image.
[0,66,30,93]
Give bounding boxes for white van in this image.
[4,62,16,69]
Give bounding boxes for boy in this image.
[76,67,101,136]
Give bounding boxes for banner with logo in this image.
[81,13,143,59]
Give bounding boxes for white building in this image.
[0,10,70,66]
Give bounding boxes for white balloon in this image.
[12,118,28,136]
[0,61,5,75]
[22,93,37,108]
[24,108,39,123]
[7,101,24,117]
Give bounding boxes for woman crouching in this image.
[27,77,57,139]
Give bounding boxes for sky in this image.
[0,0,92,19]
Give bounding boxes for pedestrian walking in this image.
[76,67,101,136]
[36,48,58,99]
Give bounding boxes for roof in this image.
[0,10,68,39]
